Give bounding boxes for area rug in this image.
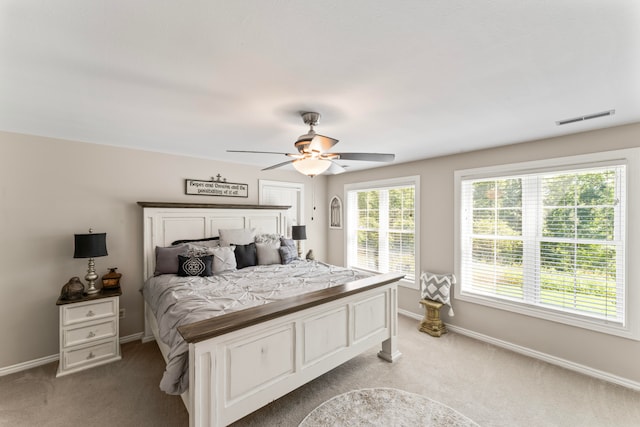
[299,388,479,426]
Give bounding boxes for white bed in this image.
[139,202,403,427]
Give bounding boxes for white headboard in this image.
[139,202,290,280]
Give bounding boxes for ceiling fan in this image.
[227,112,395,177]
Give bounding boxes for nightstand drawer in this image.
[61,339,118,370]
[63,319,116,348]
[62,299,116,326]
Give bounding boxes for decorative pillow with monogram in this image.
[177,254,213,277]
[420,271,456,316]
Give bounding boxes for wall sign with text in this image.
[185,177,248,198]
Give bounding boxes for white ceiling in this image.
[1,1,639,173]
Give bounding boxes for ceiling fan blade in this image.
[309,134,339,153]
[336,153,395,162]
[227,150,294,156]
[262,160,294,171]
[326,161,347,175]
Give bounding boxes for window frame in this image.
[454,148,640,340]
[344,175,420,289]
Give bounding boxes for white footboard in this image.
[187,278,400,427]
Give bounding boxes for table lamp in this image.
[291,225,307,258]
[74,229,108,295]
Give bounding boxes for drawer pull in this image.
[87,352,95,360]
[87,331,96,338]
[86,310,95,317]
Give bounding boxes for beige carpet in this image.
[299,388,479,426]
[1,315,639,426]
[0,337,187,426]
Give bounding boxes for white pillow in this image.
[256,241,281,265]
[218,228,256,247]
[211,246,237,273]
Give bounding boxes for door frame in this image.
[258,180,305,237]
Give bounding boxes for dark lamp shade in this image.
[74,233,108,258]
[292,225,307,241]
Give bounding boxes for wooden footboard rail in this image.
[179,272,404,427]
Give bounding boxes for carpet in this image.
[299,388,479,427]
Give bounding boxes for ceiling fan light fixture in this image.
[228,110,394,174]
[292,157,331,177]
[294,133,315,153]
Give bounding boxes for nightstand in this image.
[56,288,122,377]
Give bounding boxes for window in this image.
[455,149,640,339]
[345,176,420,288]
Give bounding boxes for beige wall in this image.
[3,123,639,385]
[326,122,640,384]
[0,131,327,368]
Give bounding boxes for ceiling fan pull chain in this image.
[311,178,316,221]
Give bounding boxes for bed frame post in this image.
[378,285,401,362]
[189,342,217,427]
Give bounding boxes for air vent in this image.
[556,109,615,126]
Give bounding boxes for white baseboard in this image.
[398,309,640,392]
[398,308,423,322]
[0,332,145,377]
[141,334,156,343]
[0,353,60,377]
[120,332,144,344]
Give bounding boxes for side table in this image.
[56,288,122,377]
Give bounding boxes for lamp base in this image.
[85,283,100,295]
[85,258,101,295]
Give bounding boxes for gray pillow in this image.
[234,242,257,269]
[279,245,298,264]
[154,244,188,275]
[256,241,281,265]
[280,237,296,248]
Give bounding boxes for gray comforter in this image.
[143,260,371,394]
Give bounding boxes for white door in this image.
[259,180,304,238]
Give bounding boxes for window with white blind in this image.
[345,176,420,288]
[455,149,640,339]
